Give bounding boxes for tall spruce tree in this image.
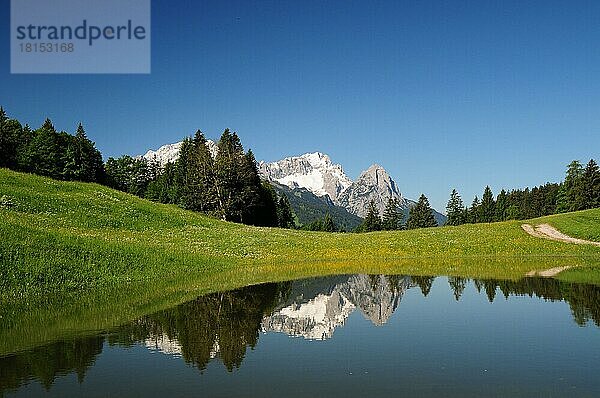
[582,159,600,209]
[480,186,495,223]
[276,194,295,228]
[495,189,508,221]
[174,137,193,207]
[361,200,382,232]
[468,196,480,223]
[0,107,23,169]
[63,123,104,182]
[180,131,217,212]
[215,129,246,221]
[560,160,585,211]
[249,180,279,227]
[406,194,437,229]
[23,119,62,179]
[382,197,403,230]
[445,189,464,226]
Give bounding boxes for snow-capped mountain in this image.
[139,141,445,224]
[258,152,352,203]
[261,154,446,223]
[140,140,218,167]
[337,164,410,218]
[262,275,411,340]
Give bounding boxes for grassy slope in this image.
[2,168,600,295]
[1,169,600,354]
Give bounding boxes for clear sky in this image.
[1,0,599,211]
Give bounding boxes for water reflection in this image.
[2,275,600,395]
[262,275,410,339]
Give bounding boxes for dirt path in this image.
[521,223,600,277]
[521,223,600,247]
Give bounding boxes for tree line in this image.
[105,129,295,227]
[0,108,295,228]
[0,108,104,183]
[445,159,600,226]
[357,195,438,232]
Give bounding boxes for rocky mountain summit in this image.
[258,152,352,204]
[337,164,410,217]
[260,153,445,222]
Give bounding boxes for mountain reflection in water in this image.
[2,275,600,396]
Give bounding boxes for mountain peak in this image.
[259,152,352,202]
[338,164,406,217]
[366,163,384,171]
[362,164,390,177]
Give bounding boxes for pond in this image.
[2,275,600,397]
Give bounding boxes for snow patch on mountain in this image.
[258,152,352,203]
[262,275,411,340]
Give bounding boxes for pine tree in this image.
[406,194,437,229]
[445,189,464,226]
[555,183,569,213]
[561,160,584,211]
[189,131,218,212]
[480,186,495,223]
[495,189,508,221]
[174,137,193,207]
[581,159,600,209]
[468,196,480,223]
[276,194,295,228]
[239,150,267,224]
[23,119,62,178]
[382,197,403,230]
[215,129,245,221]
[250,180,279,227]
[0,107,23,169]
[63,123,104,182]
[361,200,382,232]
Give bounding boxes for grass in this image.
[1,167,600,296]
[536,209,600,242]
[1,168,599,354]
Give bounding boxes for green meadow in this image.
[2,167,600,295]
[1,168,600,354]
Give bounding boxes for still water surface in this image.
[2,275,600,397]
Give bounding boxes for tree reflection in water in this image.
[2,275,600,394]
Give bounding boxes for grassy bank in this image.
[2,168,600,299]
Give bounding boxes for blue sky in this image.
[1,0,599,211]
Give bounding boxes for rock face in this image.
[337,164,410,218]
[261,275,411,340]
[258,152,352,204]
[140,140,218,167]
[259,154,445,223]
